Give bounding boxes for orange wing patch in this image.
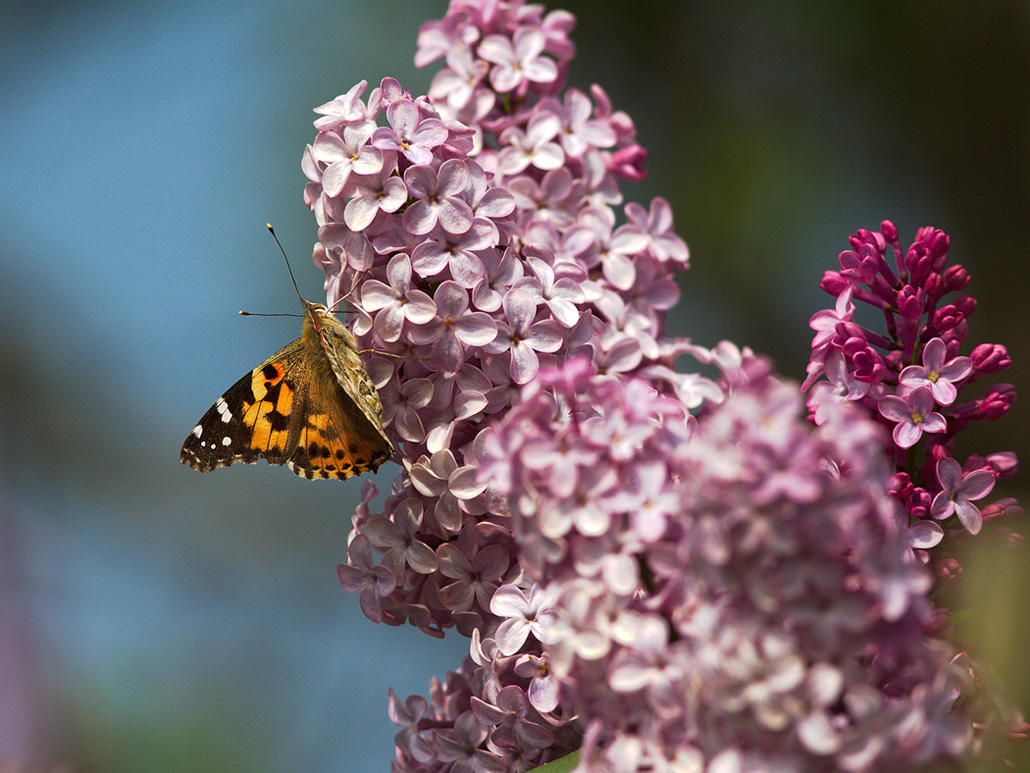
[286,403,391,480]
[240,361,294,462]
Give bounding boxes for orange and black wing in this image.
[282,354,394,480]
[180,340,307,472]
[181,340,393,480]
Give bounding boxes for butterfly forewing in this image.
[181,340,303,472]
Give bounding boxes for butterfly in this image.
[180,227,394,481]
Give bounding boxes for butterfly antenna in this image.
[327,270,367,314]
[266,223,306,304]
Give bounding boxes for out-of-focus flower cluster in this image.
[804,222,1021,575]
[313,0,701,639]
[469,357,980,772]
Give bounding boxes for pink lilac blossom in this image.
[804,221,1020,560]
[930,457,995,535]
[877,386,948,449]
[477,359,979,771]
[292,1,1023,770]
[302,1,692,644]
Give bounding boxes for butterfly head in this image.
[301,298,359,355]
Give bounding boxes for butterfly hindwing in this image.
[283,352,394,480]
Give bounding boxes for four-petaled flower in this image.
[364,497,439,577]
[410,219,499,287]
[899,337,972,406]
[360,254,437,342]
[336,534,397,623]
[437,542,510,612]
[478,27,558,93]
[402,159,475,235]
[371,98,448,165]
[485,288,564,384]
[550,88,616,157]
[470,685,555,750]
[407,281,497,371]
[931,457,996,535]
[311,122,384,197]
[490,584,558,656]
[434,711,506,773]
[409,448,487,534]
[343,163,408,232]
[496,112,565,175]
[877,386,948,449]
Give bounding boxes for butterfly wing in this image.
[181,338,393,480]
[283,351,394,480]
[304,300,394,451]
[180,339,307,473]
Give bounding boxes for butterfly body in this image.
[181,298,394,480]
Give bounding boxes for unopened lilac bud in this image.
[897,285,924,320]
[977,384,1015,420]
[1006,719,1030,743]
[986,452,1018,477]
[971,343,1011,375]
[929,228,950,262]
[820,270,849,295]
[852,346,886,383]
[932,304,964,333]
[841,335,867,357]
[923,271,943,297]
[889,472,913,499]
[927,607,953,636]
[609,144,648,180]
[981,498,1023,521]
[935,558,962,580]
[954,295,977,316]
[944,264,970,292]
[905,245,933,284]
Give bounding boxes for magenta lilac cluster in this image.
[304,1,1025,771]
[804,222,1021,573]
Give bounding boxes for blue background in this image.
[1,1,1027,770]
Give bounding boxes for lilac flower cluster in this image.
[467,357,975,772]
[803,222,1021,571]
[301,2,1025,770]
[309,0,697,639]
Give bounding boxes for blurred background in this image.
[0,1,1026,770]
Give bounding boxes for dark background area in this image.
[1,1,1026,770]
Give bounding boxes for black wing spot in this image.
[262,363,280,381]
[267,409,291,432]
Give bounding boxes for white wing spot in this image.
[200,441,207,448]
[191,424,203,438]
[216,397,233,422]
[222,436,232,446]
